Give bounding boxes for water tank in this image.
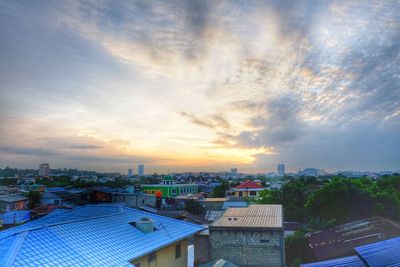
[135,217,154,233]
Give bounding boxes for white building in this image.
[138,164,144,176]
[39,163,50,177]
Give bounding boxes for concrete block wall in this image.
[210,230,284,267]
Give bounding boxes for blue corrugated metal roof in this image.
[0,204,204,266]
[355,237,400,267]
[300,255,366,267]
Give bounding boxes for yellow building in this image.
[130,239,188,267]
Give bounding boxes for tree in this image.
[285,231,315,267]
[212,181,228,197]
[305,178,373,223]
[27,191,41,209]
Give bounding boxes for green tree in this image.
[212,181,229,197]
[305,178,373,223]
[285,231,315,267]
[27,191,41,209]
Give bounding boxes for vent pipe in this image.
[135,217,154,233]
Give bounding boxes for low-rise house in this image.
[222,197,248,209]
[0,194,28,212]
[0,210,31,225]
[113,192,156,208]
[301,236,400,267]
[306,216,400,261]
[198,198,227,211]
[229,180,265,198]
[0,204,204,266]
[142,175,198,198]
[40,192,63,206]
[207,204,285,267]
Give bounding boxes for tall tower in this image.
[277,163,285,176]
[138,164,144,176]
[39,163,50,177]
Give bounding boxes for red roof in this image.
[235,180,264,189]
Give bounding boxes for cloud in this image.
[0,146,59,157]
[180,111,231,129]
[0,0,399,172]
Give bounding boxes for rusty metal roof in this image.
[210,204,283,229]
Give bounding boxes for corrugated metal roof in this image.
[222,201,248,209]
[355,236,400,267]
[307,216,400,261]
[300,255,366,267]
[0,204,204,266]
[199,198,227,202]
[211,205,282,229]
[0,194,27,203]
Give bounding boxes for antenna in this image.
[158,222,172,238]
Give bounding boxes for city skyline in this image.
[1,1,399,173]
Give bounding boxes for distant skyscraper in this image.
[39,163,50,177]
[277,163,285,176]
[128,168,133,177]
[138,164,144,176]
[230,168,238,176]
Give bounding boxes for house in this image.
[40,192,63,206]
[113,192,156,208]
[301,236,400,267]
[222,197,248,209]
[229,180,265,198]
[306,216,400,261]
[0,210,31,225]
[93,188,114,202]
[141,175,198,198]
[207,204,285,267]
[198,198,227,211]
[0,194,28,212]
[0,204,204,266]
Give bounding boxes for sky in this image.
[0,0,399,174]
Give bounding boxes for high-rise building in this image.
[230,168,238,176]
[39,163,50,177]
[277,163,285,176]
[128,168,133,177]
[138,164,144,176]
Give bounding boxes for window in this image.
[142,199,145,204]
[175,243,181,259]
[148,252,157,263]
[250,191,256,196]
[260,239,269,243]
[239,191,243,197]
[133,262,141,267]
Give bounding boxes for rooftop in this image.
[0,194,28,203]
[211,204,283,230]
[307,216,400,260]
[0,204,204,266]
[234,180,264,189]
[198,198,227,202]
[301,236,400,267]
